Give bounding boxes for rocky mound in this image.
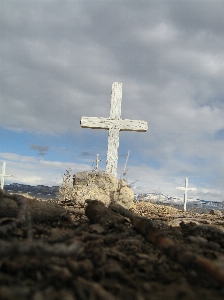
[72,171,134,209]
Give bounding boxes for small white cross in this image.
[95,154,100,171]
[0,162,13,189]
[81,82,148,177]
[176,177,197,211]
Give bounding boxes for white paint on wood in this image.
[81,117,147,131]
[81,82,148,177]
[176,177,197,211]
[0,162,12,189]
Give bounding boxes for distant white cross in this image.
[81,82,148,177]
[176,177,197,211]
[0,162,12,189]
[95,154,100,172]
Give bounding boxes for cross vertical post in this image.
[0,162,13,189]
[176,177,197,211]
[110,82,122,119]
[106,82,122,175]
[80,82,148,177]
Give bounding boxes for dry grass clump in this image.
[56,168,77,203]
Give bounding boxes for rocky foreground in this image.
[0,190,224,300]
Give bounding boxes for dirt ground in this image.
[0,198,224,300]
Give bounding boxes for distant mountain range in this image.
[3,183,224,213]
[134,192,224,213]
[4,183,59,199]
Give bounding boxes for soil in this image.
[0,198,224,300]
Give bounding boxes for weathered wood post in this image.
[81,82,148,177]
[176,177,197,211]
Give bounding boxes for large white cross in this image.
[0,162,12,189]
[176,177,197,211]
[81,82,148,177]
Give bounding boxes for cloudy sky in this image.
[0,0,224,201]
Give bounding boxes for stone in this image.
[72,171,134,209]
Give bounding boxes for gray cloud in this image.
[31,144,49,156]
[80,152,93,157]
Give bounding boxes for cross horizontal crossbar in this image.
[81,117,147,132]
[176,187,197,191]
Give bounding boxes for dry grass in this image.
[56,168,77,203]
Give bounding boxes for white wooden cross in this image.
[0,162,12,189]
[176,177,197,211]
[93,154,100,172]
[81,82,148,177]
